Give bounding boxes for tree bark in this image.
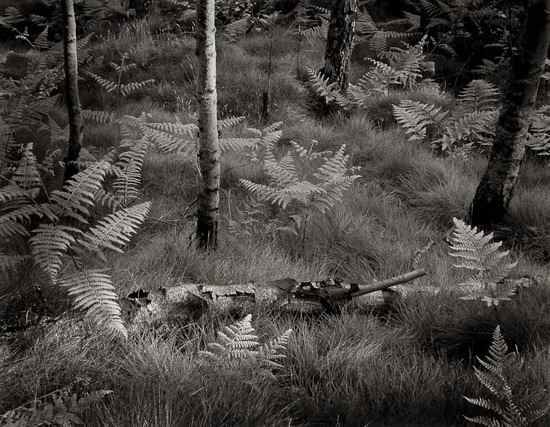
[196,0,220,249]
[320,0,358,91]
[469,0,550,228]
[62,0,83,181]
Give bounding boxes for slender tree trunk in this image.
[469,0,550,228]
[62,0,83,181]
[196,0,220,249]
[320,0,358,91]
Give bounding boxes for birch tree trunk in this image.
[320,0,358,91]
[62,0,83,181]
[196,0,220,249]
[469,0,550,228]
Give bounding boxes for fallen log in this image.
[121,269,428,325]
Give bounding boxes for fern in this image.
[257,328,293,369]
[1,141,150,338]
[458,79,500,112]
[30,224,81,282]
[437,110,497,152]
[82,109,115,124]
[393,100,449,142]
[78,201,151,259]
[241,142,359,213]
[306,67,351,109]
[85,52,155,98]
[464,325,550,426]
[448,218,518,306]
[49,160,111,224]
[200,314,259,362]
[59,270,127,338]
[12,144,43,191]
[200,314,292,369]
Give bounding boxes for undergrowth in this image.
[1,8,550,427]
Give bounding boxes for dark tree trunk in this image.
[469,0,550,228]
[62,0,83,181]
[196,0,220,250]
[320,0,358,91]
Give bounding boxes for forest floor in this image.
[1,16,550,427]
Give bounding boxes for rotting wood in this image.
[121,269,428,325]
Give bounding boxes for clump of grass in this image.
[395,280,550,362]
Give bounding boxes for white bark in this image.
[196,0,220,249]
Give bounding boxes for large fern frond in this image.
[78,202,151,259]
[58,269,127,338]
[448,218,517,306]
[50,161,111,223]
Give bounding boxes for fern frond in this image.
[78,202,151,259]
[50,160,111,223]
[0,219,30,240]
[463,325,549,426]
[58,269,127,338]
[218,116,246,130]
[146,121,198,138]
[393,100,448,142]
[240,179,321,210]
[449,218,517,306]
[30,224,82,282]
[0,184,35,203]
[112,160,143,205]
[12,144,43,190]
[219,137,260,152]
[119,79,155,96]
[200,314,259,362]
[82,109,115,124]
[257,328,293,369]
[437,110,497,152]
[458,79,500,112]
[146,124,196,157]
[85,71,119,92]
[306,67,350,108]
[0,203,57,225]
[94,188,122,211]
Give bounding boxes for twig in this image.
[349,269,427,299]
